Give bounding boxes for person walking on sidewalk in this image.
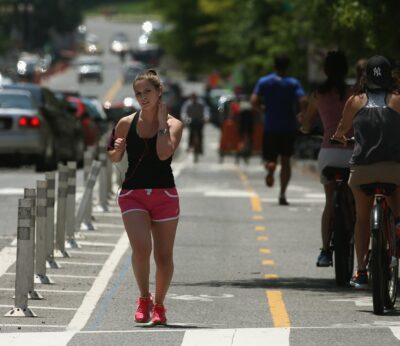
[108,69,183,325]
[251,55,307,205]
[180,92,210,154]
[299,51,354,267]
[333,55,400,289]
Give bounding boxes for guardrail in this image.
[4,136,114,318]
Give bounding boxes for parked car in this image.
[75,56,103,83]
[103,97,140,125]
[0,89,57,171]
[64,96,100,147]
[122,60,146,84]
[109,32,131,55]
[2,83,85,166]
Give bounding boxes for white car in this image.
[76,56,103,83]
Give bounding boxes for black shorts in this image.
[262,131,296,161]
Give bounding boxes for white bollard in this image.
[76,160,102,229]
[5,198,37,317]
[54,164,70,258]
[45,172,60,269]
[24,188,43,300]
[81,149,96,231]
[65,161,81,249]
[98,147,109,212]
[34,180,54,285]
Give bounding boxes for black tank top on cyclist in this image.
[122,113,175,189]
[350,90,400,165]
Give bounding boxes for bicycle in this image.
[320,165,355,286]
[361,182,399,315]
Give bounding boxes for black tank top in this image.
[122,113,175,189]
[350,90,400,165]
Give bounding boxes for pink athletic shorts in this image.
[118,187,180,222]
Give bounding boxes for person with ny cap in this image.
[333,55,400,289]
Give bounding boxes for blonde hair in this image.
[133,69,162,90]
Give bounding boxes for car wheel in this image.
[36,136,58,172]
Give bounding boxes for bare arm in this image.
[250,93,263,115]
[157,102,183,161]
[332,95,362,142]
[107,115,132,163]
[299,92,317,132]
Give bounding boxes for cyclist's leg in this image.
[351,186,374,270]
[321,182,335,250]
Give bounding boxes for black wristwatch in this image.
[158,128,169,136]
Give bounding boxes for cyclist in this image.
[332,55,400,289]
[180,92,210,154]
[300,51,353,267]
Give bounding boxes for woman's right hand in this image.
[114,138,126,153]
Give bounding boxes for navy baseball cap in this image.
[366,55,392,89]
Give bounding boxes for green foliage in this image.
[149,0,400,88]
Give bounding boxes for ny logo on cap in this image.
[373,67,382,77]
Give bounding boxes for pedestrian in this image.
[180,92,210,155]
[299,51,353,267]
[251,55,307,205]
[332,55,400,289]
[108,69,183,324]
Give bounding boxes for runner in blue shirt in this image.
[251,55,307,205]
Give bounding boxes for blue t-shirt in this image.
[254,73,305,132]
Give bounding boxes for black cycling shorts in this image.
[262,131,296,161]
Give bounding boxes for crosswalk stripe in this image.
[181,328,290,346]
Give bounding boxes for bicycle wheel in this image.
[383,211,398,309]
[333,188,354,286]
[371,203,385,315]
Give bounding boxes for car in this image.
[122,60,146,84]
[109,32,131,55]
[83,33,103,55]
[2,83,85,166]
[103,97,140,125]
[0,89,57,171]
[82,96,110,135]
[64,96,101,147]
[75,56,103,83]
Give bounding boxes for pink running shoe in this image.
[151,304,167,325]
[134,293,153,323]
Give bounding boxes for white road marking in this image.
[67,250,111,256]
[0,304,77,311]
[0,246,16,277]
[3,273,97,279]
[0,287,86,294]
[0,332,75,346]
[181,328,290,346]
[0,188,24,195]
[390,327,400,341]
[55,261,104,266]
[75,240,116,247]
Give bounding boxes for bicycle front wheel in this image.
[383,211,398,309]
[371,204,385,315]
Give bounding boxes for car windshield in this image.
[0,93,34,109]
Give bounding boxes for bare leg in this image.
[351,186,374,271]
[122,211,152,297]
[279,156,291,198]
[151,219,179,305]
[385,188,400,218]
[322,183,335,250]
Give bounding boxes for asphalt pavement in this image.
[1,125,400,346]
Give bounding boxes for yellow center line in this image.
[251,196,262,212]
[253,215,264,220]
[259,248,271,254]
[264,274,279,279]
[262,259,274,265]
[266,290,291,327]
[255,225,266,231]
[257,236,269,241]
[103,78,123,103]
